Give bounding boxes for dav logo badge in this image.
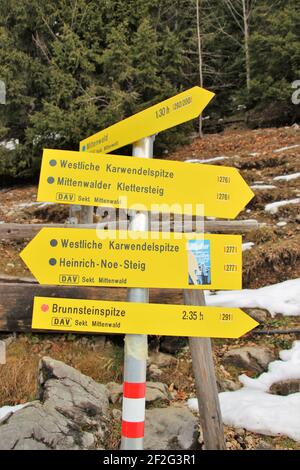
[56,192,76,202]
[51,317,72,328]
[59,274,79,284]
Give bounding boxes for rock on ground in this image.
[270,379,300,396]
[244,309,269,323]
[0,357,199,451]
[145,382,173,403]
[147,351,177,368]
[159,336,187,354]
[148,364,163,379]
[222,346,275,373]
[217,377,240,392]
[0,356,110,450]
[106,381,123,404]
[144,406,200,450]
[107,381,172,404]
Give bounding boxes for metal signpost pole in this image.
[120,135,155,450]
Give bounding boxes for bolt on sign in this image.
[80,87,215,154]
[37,148,254,219]
[20,228,242,290]
[32,297,258,338]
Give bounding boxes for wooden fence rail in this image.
[0,219,261,240]
[0,277,183,332]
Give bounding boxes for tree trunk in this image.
[242,0,251,92]
[196,0,204,138]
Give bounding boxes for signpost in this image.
[20,228,242,290]
[32,296,258,338]
[37,148,254,219]
[18,85,256,451]
[79,87,214,154]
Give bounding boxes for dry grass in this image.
[244,227,278,245]
[238,154,289,171]
[276,203,300,220]
[243,236,300,288]
[105,412,122,450]
[0,241,29,277]
[0,353,38,406]
[0,334,124,407]
[248,187,297,211]
[28,204,69,223]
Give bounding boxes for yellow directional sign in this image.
[32,297,258,338]
[20,228,242,290]
[37,149,254,219]
[79,87,215,154]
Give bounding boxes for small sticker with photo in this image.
[188,239,211,286]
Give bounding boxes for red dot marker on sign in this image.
[41,304,49,312]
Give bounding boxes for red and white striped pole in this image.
[120,136,155,450]
[121,334,147,447]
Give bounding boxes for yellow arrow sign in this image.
[79,87,215,154]
[37,149,254,219]
[20,228,242,290]
[32,297,258,338]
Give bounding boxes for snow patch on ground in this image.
[273,144,299,153]
[265,199,300,214]
[0,404,28,421]
[185,156,228,164]
[276,221,287,227]
[242,242,255,251]
[15,201,54,210]
[250,184,277,190]
[205,278,300,317]
[188,341,300,442]
[273,172,300,182]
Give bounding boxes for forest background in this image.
[0,0,299,183]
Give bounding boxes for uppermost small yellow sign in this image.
[79,87,214,153]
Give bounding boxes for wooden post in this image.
[0,219,260,240]
[69,205,93,225]
[78,206,94,224]
[183,289,226,450]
